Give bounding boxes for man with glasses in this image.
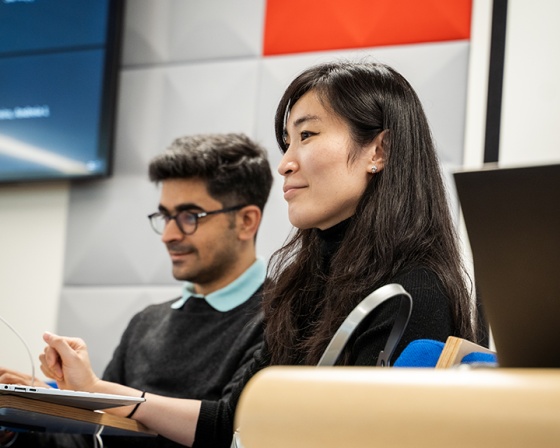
[0,133,273,448]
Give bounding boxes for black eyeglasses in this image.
[148,205,246,235]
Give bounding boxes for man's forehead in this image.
[159,178,219,210]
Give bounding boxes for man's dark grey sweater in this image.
[14,286,264,448]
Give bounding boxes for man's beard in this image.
[167,242,239,286]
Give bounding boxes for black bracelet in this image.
[126,390,146,419]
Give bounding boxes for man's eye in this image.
[179,212,197,225]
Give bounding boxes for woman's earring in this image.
[371,165,378,174]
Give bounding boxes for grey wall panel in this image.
[58,286,182,377]
[121,0,170,66]
[389,41,469,167]
[114,59,261,177]
[63,176,173,285]
[122,0,266,66]
[112,69,167,176]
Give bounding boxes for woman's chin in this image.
[288,214,314,230]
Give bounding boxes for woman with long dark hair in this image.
[35,61,474,448]
[265,61,474,367]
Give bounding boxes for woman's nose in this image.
[278,148,298,176]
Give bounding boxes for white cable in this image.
[93,425,104,448]
[0,314,36,387]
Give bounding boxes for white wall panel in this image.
[58,285,182,376]
[0,183,68,377]
[122,0,266,66]
[463,0,493,169]
[500,0,560,166]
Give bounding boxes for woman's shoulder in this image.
[390,265,457,335]
[391,266,448,305]
[389,265,456,334]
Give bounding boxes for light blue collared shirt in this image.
[171,257,267,312]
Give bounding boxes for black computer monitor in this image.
[0,0,124,183]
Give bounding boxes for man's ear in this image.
[366,129,387,173]
[236,205,262,241]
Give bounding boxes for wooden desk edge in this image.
[0,395,156,435]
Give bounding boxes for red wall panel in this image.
[264,0,472,56]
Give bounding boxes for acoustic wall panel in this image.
[122,0,266,66]
[113,59,261,177]
[63,177,170,286]
[111,69,166,176]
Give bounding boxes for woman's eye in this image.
[301,131,316,141]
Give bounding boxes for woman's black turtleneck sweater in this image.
[194,218,458,448]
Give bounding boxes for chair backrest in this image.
[317,283,413,367]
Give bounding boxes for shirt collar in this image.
[171,257,266,312]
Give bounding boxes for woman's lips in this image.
[283,185,306,200]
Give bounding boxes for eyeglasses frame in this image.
[148,204,247,235]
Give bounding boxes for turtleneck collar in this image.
[316,216,353,260]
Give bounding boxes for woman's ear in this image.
[367,130,387,174]
[236,205,262,241]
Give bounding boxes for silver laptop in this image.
[1,383,144,410]
[454,163,560,368]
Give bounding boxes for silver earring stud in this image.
[371,165,377,174]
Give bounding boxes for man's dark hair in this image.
[149,133,273,211]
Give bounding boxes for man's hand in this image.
[39,332,100,392]
[0,367,50,388]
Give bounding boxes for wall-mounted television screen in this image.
[0,0,123,183]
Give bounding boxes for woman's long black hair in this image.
[263,61,476,366]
